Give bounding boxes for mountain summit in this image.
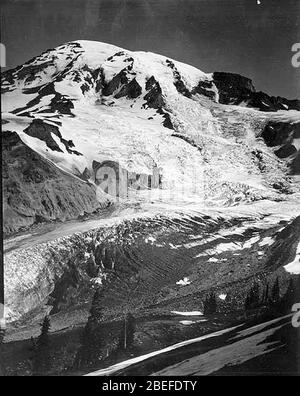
[2,40,300,234]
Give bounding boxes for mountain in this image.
[2,41,300,376]
[2,40,300,235]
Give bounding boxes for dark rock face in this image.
[11,61,54,85]
[261,121,300,172]
[144,76,164,109]
[24,119,63,152]
[115,78,142,99]
[166,59,191,98]
[102,70,129,97]
[261,122,297,147]
[91,68,104,93]
[292,151,300,174]
[192,80,216,100]
[161,111,174,129]
[24,119,82,155]
[213,72,255,105]
[248,92,300,112]
[1,41,82,93]
[12,81,75,117]
[274,144,297,159]
[2,131,106,236]
[213,72,300,111]
[49,93,75,115]
[266,216,300,270]
[102,68,142,100]
[143,76,173,129]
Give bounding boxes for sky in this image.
[1,0,300,98]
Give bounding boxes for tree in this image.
[118,312,136,351]
[74,291,104,369]
[263,283,269,306]
[33,316,51,375]
[296,276,300,302]
[245,282,260,310]
[278,278,295,313]
[270,278,280,306]
[0,321,6,376]
[203,292,217,315]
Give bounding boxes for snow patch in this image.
[145,236,156,244]
[243,236,260,248]
[179,319,208,325]
[259,237,274,247]
[176,277,191,286]
[215,242,242,253]
[208,257,219,263]
[171,311,203,316]
[284,242,300,275]
[180,320,195,325]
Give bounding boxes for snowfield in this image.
[2,40,299,209]
[284,241,300,275]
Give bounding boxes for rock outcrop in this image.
[213,72,300,111]
[2,131,109,236]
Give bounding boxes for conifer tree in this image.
[263,283,269,305]
[204,292,217,315]
[118,312,136,351]
[0,319,5,376]
[271,278,280,306]
[33,316,51,375]
[245,282,260,310]
[74,291,104,368]
[279,278,295,313]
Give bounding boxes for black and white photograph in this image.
[0,0,300,378]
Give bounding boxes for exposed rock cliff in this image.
[2,131,110,235]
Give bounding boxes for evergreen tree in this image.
[263,283,269,305]
[74,291,104,369]
[0,321,6,376]
[279,278,295,313]
[245,282,260,310]
[296,276,300,302]
[76,316,101,368]
[33,316,51,375]
[285,278,295,306]
[118,312,136,351]
[203,292,217,315]
[270,278,280,306]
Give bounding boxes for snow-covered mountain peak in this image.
[2,40,212,102]
[2,41,300,235]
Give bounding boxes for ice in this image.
[176,277,191,286]
[284,241,300,275]
[259,237,274,247]
[171,311,203,316]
